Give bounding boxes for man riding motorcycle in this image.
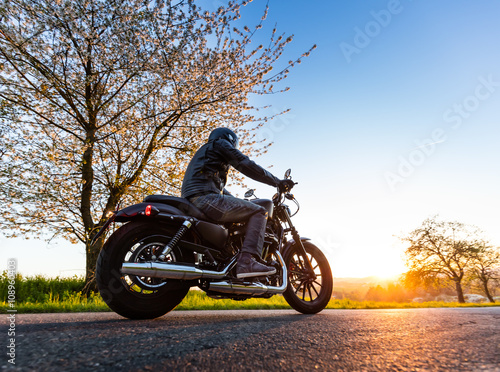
[181,128,294,279]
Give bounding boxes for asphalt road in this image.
[2,308,500,371]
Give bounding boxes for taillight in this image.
[145,204,152,216]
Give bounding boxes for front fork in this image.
[284,213,317,280]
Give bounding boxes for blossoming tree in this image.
[0,0,313,287]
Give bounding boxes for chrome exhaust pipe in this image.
[208,251,288,296]
[121,251,288,297]
[207,280,287,296]
[121,259,234,280]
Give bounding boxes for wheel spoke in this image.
[299,255,307,270]
[312,280,323,288]
[307,285,314,300]
[311,284,320,297]
[294,280,305,295]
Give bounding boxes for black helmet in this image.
[208,127,239,149]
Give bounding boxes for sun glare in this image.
[325,245,407,279]
[360,254,406,279]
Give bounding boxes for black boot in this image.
[235,253,276,279]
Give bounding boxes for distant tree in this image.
[0,0,313,288]
[468,244,500,303]
[386,282,410,302]
[365,285,385,302]
[401,217,483,303]
[402,269,453,299]
[364,282,411,303]
[346,290,363,301]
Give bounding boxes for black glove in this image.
[278,179,295,193]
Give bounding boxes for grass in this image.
[1,273,499,314]
[325,299,499,310]
[177,292,500,311]
[176,290,291,311]
[1,291,110,313]
[0,272,85,303]
[0,272,108,313]
[2,291,499,314]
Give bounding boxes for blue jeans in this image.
[189,194,268,257]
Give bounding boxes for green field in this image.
[1,274,498,314]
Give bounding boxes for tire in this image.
[283,241,333,314]
[96,221,194,320]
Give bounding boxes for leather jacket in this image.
[181,138,280,199]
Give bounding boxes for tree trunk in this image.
[455,280,465,303]
[481,279,495,303]
[83,193,122,294]
[83,238,104,294]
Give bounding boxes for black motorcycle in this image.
[94,169,333,319]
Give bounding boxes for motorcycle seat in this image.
[144,195,274,222]
[143,195,211,221]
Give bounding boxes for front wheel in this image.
[283,241,333,314]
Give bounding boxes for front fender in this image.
[282,237,311,257]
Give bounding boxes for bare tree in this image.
[468,244,500,303]
[401,217,483,303]
[0,0,313,287]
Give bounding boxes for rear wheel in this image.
[96,221,194,319]
[283,241,333,314]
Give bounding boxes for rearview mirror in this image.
[284,169,291,179]
[244,189,255,198]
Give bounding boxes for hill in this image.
[332,276,399,300]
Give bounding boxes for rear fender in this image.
[118,203,229,249]
[114,202,185,222]
[91,202,229,252]
[90,202,187,247]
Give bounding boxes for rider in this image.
[181,127,294,279]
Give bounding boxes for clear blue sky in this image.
[231,0,500,277]
[2,0,500,278]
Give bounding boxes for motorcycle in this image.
[94,169,333,319]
